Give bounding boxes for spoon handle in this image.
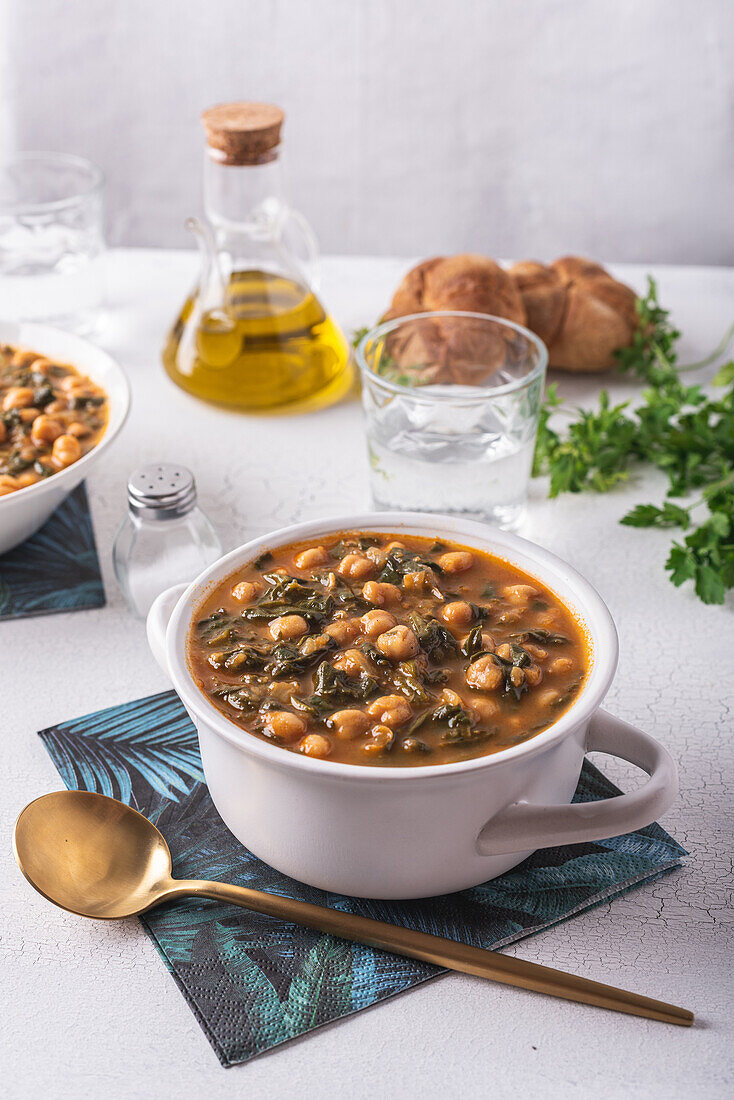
[172,879,693,1026]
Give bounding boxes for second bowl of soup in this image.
[148,513,677,898]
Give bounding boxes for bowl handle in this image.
[146,583,188,676]
[476,709,678,856]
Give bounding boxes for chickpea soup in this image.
[188,533,589,767]
[0,343,108,496]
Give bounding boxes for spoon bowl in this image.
[13,790,174,918]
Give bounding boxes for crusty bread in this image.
[386,253,638,375]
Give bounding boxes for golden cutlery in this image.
[13,790,694,1027]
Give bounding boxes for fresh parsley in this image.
[533,278,734,604]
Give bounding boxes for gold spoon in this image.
[13,790,693,1027]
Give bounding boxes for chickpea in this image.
[67,421,91,438]
[360,608,397,639]
[337,553,375,581]
[10,349,37,368]
[329,709,371,740]
[0,475,21,495]
[537,688,561,708]
[510,666,525,688]
[45,399,67,414]
[438,550,474,574]
[365,545,387,567]
[503,584,539,604]
[231,580,260,603]
[466,655,503,692]
[269,614,309,641]
[333,648,374,676]
[367,694,412,728]
[440,600,474,627]
[496,609,521,625]
[439,688,464,706]
[469,695,500,723]
[376,625,419,661]
[299,733,332,758]
[28,356,51,375]
[363,724,395,756]
[362,581,402,607]
[523,643,547,661]
[300,632,331,656]
[324,618,360,645]
[0,421,6,444]
[495,643,512,660]
[30,415,64,446]
[386,540,406,551]
[19,406,39,423]
[549,657,574,675]
[51,433,82,469]
[524,664,543,686]
[59,374,86,393]
[268,680,300,703]
[15,471,38,487]
[294,545,329,569]
[2,386,35,411]
[537,609,562,628]
[263,711,307,742]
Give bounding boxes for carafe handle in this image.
[278,206,321,292]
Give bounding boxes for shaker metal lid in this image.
[127,463,197,519]
[201,102,284,165]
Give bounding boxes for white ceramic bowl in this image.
[147,513,678,899]
[0,321,130,555]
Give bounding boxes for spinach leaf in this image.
[509,643,532,668]
[510,628,568,646]
[460,625,484,658]
[241,575,335,625]
[266,640,335,679]
[390,659,441,704]
[359,640,392,670]
[378,546,442,587]
[408,613,458,663]
[405,702,489,745]
[211,685,261,713]
[301,662,379,716]
[197,610,240,643]
[33,382,55,408]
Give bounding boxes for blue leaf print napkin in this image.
[39,690,686,1068]
[0,483,105,620]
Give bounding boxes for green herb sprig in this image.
[533,279,734,604]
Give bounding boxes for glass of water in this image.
[0,152,106,335]
[357,311,547,530]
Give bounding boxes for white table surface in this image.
[2,250,733,1099]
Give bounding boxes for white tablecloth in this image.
[2,250,732,1099]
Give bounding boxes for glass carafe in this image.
[163,102,352,411]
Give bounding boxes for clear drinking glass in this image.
[357,311,548,530]
[0,152,106,335]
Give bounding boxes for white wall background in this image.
[2,0,733,263]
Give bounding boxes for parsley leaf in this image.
[534,277,734,605]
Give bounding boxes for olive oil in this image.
[163,270,352,411]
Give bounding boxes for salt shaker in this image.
[113,463,222,618]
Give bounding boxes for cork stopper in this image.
[201,102,284,166]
